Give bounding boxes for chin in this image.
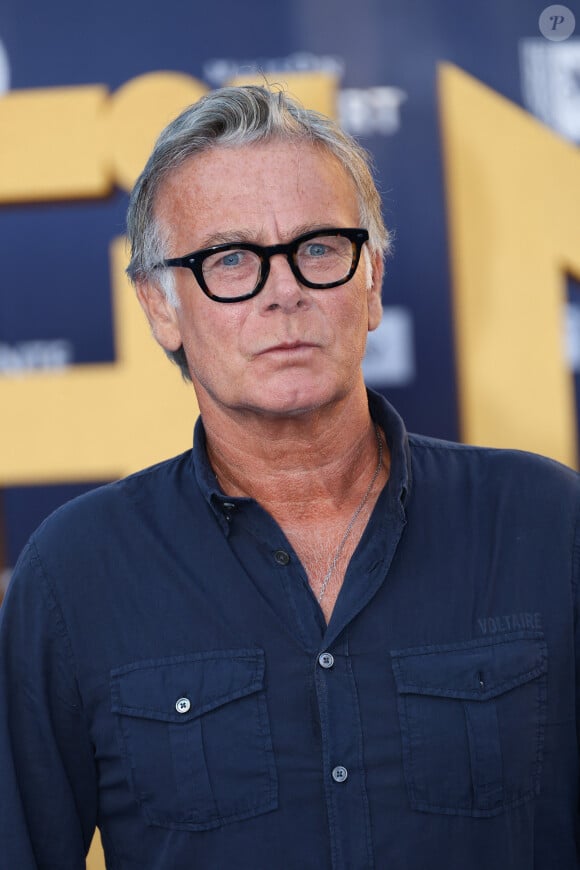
[243,383,343,418]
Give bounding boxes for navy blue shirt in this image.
[1,391,579,869]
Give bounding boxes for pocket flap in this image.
[111,648,265,723]
[391,633,547,701]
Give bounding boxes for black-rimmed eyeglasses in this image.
[159,227,370,303]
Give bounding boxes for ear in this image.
[135,279,183,352]
[367,250,384,332]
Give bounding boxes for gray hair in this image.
[126,84,390,379]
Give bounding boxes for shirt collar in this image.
[367,388,411,509]
[191,387,412,517]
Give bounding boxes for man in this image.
[0,86,579,869]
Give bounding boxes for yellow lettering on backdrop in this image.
[0,73,210,202]
[0,86,110,200]
[439,63,580,467]
[0,237,195,484]
[105,72,209,193]
[0,71,335,203]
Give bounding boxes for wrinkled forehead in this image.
[152,139,360,232]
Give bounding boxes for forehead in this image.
[154,139,360,246]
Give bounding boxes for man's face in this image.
[139,139,383,420]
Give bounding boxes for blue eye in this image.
[221,251,243,267]
[306,243,329,258]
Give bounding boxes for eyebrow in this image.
[195,223,344,250]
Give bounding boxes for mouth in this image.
[257,341,318,356]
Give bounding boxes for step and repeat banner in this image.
[1,0,579,602]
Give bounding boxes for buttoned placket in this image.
[309,480,407,870]
[314,632,375,870]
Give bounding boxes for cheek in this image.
[179,304,247,370]
[340,293,371,339]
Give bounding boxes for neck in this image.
[199,389,389,520]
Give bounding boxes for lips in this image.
[257,341,318,355]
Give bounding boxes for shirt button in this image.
[175,697,191,714]
[318,652,335,669]
[274,549,290,566]
[332,765,348,783]
[221,502,236,520]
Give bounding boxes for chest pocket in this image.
[391,632,547,817]
[111,649,278,831]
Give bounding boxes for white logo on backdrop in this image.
[0,37,10,94]
[204,52,345,85]
[204,52,407,137]
[0,341,73,374]
[519,38,580,143]
[338,88,407,136]
[363,307,415,387]
[564,303,580,372]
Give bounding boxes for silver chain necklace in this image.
[317,424,383,603]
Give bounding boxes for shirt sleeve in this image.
[0,538,98,868]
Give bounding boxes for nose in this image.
[259,252,310,313]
